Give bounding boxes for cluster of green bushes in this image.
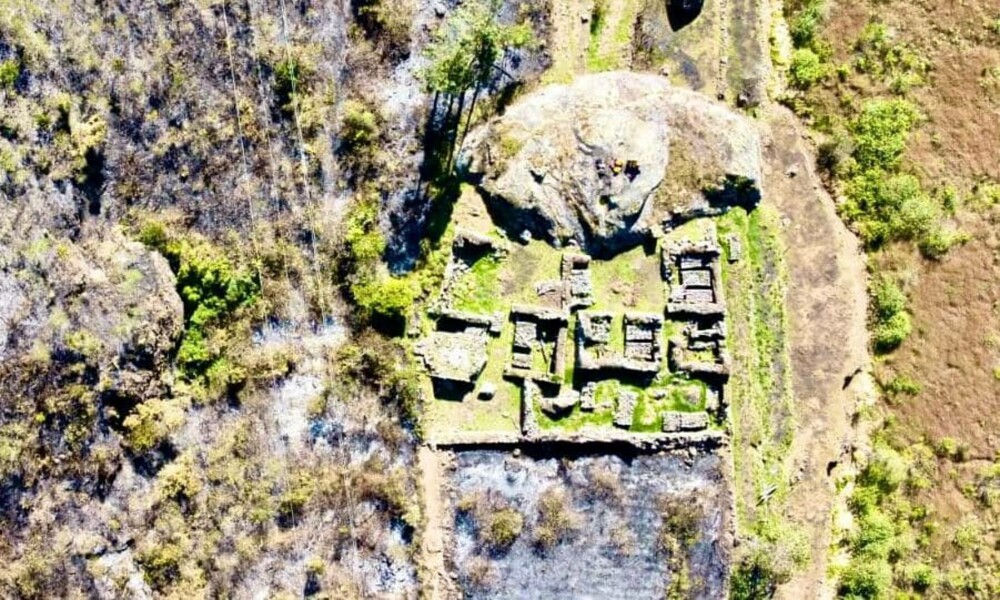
[870,275,911,353]
[138,221,259,382]
[838,439,934,599]
[853,22,930,95]
[837,100,953,253]
[339,192,417,324]
[785,0,830,90]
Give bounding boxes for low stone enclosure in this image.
[416,213,739,449]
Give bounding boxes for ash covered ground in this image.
[444,450,731,599]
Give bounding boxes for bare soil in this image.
[417,447,459,600]
[760,107,871,600]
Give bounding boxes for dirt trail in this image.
[760,107,872,599]
[417,446,457,600]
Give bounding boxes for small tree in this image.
[420,0,533,171]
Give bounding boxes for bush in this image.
[484,508,524,550]
[883,374,921,397]
[837,558,892,599]
[0,58,20,89]
[857,445,909,496]
[139,222,259,378]
[339,99,381,163]
[918,226,969,259]
[871,277,906,320]
[851,508,896,559]
[902,562,938,592]
[353,0,414,60]
[844,171,938,246]
[873,311,911,352]
[790,48,826,89]
[849,99,921,172]
[122,398,186,453]
[789,0,825,49]
[870,276,911,352]
[137,542,184,590]
[351,276,417,320]
[730,550,783,600]
[534,486,580,549]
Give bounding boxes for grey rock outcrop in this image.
[459,72,762,254]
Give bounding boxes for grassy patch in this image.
[718,207,804,589]
[585,0,639,72]
[452,254,504,314]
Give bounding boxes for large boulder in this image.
[459,72,762,254]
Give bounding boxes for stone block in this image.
[513,320,537,350]
[680,268,712,288]
[614,390,638,429]
[661,411,709,432]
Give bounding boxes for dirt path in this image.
[417,446,457,600]
[760,107,872,599]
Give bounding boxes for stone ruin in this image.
[417,224,731,440]
[614,390,638,429]
[661,229,732,388]
[428,228,507,317]
[624,313,663,363]
[664,237,725,317]
[562,254,594,309]
[415,310,500,387]
[505,305,569,384]
[577,311,664,374]
[725,233,742,263]
[661,411,710,433]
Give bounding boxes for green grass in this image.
[451,254,504,314]
[717,207,804,586]
[589,243,662,312]
[585,0,639,72]
[534,377,706,433]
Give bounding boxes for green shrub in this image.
[871,277,906,320]
[138,542,184,590]
[918,226,969,259]
[869,276,911,352]
[902,562,937,592]
[138,222,258,378]
[789,0,825,49]
[883,374,921,397]
[590,0,608,35]
[849,99,921,172]
[730,551,781,600]
[339,99,381,158]
[858,445,909,496]
[273,56,304,110]
[933,437,967,461]
[122,398,186,453]
[790,48,826,89]
[873,311,911,352]
[351,276,417,320]
[0,58,20,88]
[484,508,524,549]
[837,558,892,599]
[851,508,896,559]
